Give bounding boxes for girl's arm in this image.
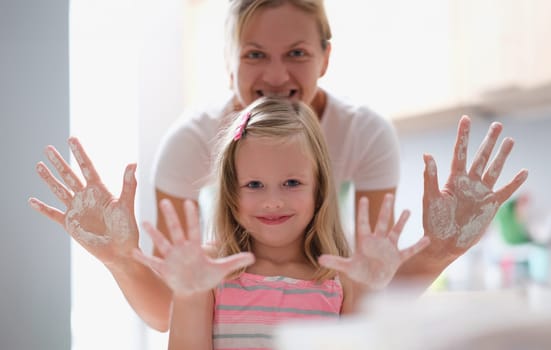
[134,199,254,346]
[169,291,214,350]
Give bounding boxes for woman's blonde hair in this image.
[212,97,349,281]
[224,0,331,67]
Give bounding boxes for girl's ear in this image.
[319,41,331,77]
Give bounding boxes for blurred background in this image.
[2,0,550,349]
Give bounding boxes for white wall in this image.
[0,0,71,349]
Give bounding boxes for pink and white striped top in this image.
[213,272,343,350]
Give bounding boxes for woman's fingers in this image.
[494,169,529,204]
[36,162,73,206]
[450,115,471,174]
[45,145,84,192]
[119,164,137,205]
[481,137,513,188]
[28,197,65,226]
[468,122,502,179]
[423,154,440,199]
[68,137,102,184]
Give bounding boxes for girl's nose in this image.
[262,193,284,210]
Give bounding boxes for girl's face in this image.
[230,3,330,109]
[235,135,316,255]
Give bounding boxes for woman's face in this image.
[230,3,331,108]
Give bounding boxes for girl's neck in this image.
[246,258,316,280]
[248,241,315,280]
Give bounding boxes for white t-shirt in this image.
[152,92,400,201]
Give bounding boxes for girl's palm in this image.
[319,195,430,290]
[133,200,254,296]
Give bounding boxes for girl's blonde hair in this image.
[212,97,349,281]
[224,0,331,68]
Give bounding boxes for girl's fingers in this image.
[133,249,165,275]
[216,252,255,275]
[373,194,393,236]
[388,210,410,244]
[355,197,371,248]
[36,162,73,206]
[160,199,185,243]
[399,236,430,262]
[45,145,84,192]
[481,138,513,188]
[143,221,172,257]
[450,115,470,174]
[318,254,350,273]
[68,137,103,184]
[28,197,65,226]
[468,122,502,179]
[183,200,201,243]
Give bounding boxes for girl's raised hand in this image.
[319,195,430,290]
[423,116,528,256]
[133,199,255,296]
[29,137,139,265]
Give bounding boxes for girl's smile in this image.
[255,214,294,225]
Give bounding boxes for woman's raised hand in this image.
[29,137,139,265]
[423,115,529,256]
[133,199,255,296]
[319,195,430,290]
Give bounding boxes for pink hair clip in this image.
[233,112,251,141]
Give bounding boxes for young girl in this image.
[133,97,430,349]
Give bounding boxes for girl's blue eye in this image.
[246,181,263,189]
[284,179,301,187]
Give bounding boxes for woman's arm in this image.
[395,116,528,288]
[29,137,172,331]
